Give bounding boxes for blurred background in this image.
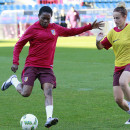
[0,0,130,39]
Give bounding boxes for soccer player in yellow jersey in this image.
[96,2,130,124]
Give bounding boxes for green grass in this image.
[0,37,130,130]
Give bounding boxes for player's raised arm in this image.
[91,20,105,30]
[56,20,105,37]
[96,32,105,50]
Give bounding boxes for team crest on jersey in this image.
[24,77,28,82]
[51,29,56,36]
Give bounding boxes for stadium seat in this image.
[0,5,4,11]
[7,0,12,2]
[15,5,21,10]
[34,4,41,10]
[63,4,69,10]
[0,0,5,3]
[95,3,101,8]
[8,5,15,10]
[3,5,9,10]
[95,0,101,2]
[74,4,82,10]
[27,5,33,10]
[57,4,63,10]
[51,4,57,9]
[108,3,114,8]
[21,5,27,10]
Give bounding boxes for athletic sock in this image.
[46,105,53,120]
[11,77,21,88]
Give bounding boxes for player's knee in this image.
[119,79,127,88]
[44,88,52,97]
[21,91,31,97]
[115,97,123,105]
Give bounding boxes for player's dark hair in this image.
[38,6,53,16]
[114,6,127,17]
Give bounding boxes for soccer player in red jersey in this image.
[1,6,104,128]
[96,2,130,124]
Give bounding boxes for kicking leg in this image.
[1,75,33,97]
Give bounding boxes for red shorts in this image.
[21,67,56,88]
[113,64,130,86]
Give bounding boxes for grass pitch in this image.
[0,37,130,130]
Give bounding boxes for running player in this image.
[96,2,130,124]
[1,6,104,128]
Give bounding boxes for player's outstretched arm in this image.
[96,32,104,50]
[11,64,18,73]
[91,20,104,30]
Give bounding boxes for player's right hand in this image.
[96,32,104,42]
[11,64,18,73]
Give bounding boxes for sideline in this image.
[0,36,97,48]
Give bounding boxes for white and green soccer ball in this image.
[20,114,38,130]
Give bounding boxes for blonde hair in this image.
[114,2,127,17]
[117,2,126,8]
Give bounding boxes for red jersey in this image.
[13,21,92,68]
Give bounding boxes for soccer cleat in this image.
[125,119,130,124]
[1,75,17,91]
[44,117,58,128]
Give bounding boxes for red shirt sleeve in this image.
[100,37,112,50]
[55,23,92,37]
[13,26,33,65]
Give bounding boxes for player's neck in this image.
[118,23,126,30]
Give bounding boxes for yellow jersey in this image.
[101,24,130,67]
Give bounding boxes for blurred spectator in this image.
[82,2,93,8]
[3,25,15,39]
[65,6,80,28]
[52,7,60,24]
[59,9,67,27]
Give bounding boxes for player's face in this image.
[38,12,51,28]
[113,12,127,29]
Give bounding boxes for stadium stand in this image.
[0,0,130,39]
[0,0,15,4]
[0,0,129,11]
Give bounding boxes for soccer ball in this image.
[20,114,38,130]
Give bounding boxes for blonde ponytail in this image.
[114,2,127,17]
[117,2,126,8]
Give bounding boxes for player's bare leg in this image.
[42,83,58,128]
[1,75,33,97]
[16,84,33,97]
[113,86,130,124]
[113,86,129,111]
[119,71,130,101]
[118,71,130,124]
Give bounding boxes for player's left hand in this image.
[91,20,105,30]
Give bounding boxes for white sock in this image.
[11,77,21,88]
[46,105,53,120]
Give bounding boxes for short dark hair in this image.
[38,6,53,16]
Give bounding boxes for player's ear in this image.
[124,15,127,20]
